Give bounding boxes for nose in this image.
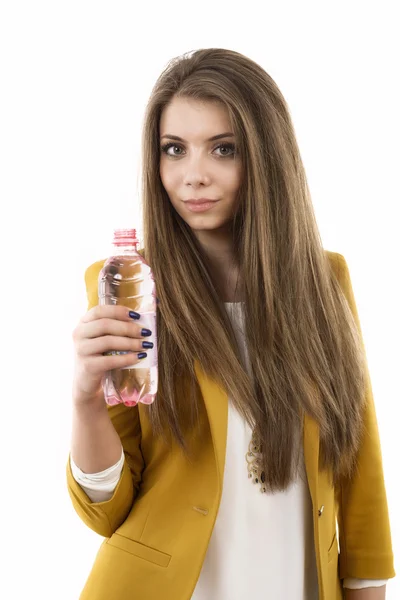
[182,154,211,187]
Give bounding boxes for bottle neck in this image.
[112,243,138,255]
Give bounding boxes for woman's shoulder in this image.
[83,259,106,308]
[84,259,107,282]
[324,249,347,280]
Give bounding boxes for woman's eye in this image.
[161,143,183,156]
[215,143,236,157]
[160,142,236,158]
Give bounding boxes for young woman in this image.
[67,48,395,599]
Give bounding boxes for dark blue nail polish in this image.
[141,328,152,336]
[129,311,140,319]
[142,341,153,349]
[137,352,147,359]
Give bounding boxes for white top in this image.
[70,302,387,595]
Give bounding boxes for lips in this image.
[184,198,218,204]
[184,200,219,213]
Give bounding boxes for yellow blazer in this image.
[66,251,395,600]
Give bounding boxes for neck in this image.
[194,228,242,302]
[206,261,242,303]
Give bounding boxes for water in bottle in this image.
[98,228,158,407]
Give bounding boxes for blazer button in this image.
[192,506,209,516]
[318,505,324,516]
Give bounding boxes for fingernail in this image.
[129,311,141,319]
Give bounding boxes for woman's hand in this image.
[71,305,152,410]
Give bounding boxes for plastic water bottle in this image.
[98,228,158,407]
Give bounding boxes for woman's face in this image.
[159,97,243,237]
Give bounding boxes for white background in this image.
[1,1,399,598]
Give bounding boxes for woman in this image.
[67,48,395,599]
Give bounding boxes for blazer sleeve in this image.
[65,259,145,538]
[334,253,395,580]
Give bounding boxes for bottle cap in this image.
[113,228,139,247]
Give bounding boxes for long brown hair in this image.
[138,48,367,491]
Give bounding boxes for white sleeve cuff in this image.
[69,446,125,502]
[343,578,388,589]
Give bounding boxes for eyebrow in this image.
[160,132,235,142]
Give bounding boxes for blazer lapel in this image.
[194,358,320,507]
[303,412,320,509]
[194,359,228,496]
